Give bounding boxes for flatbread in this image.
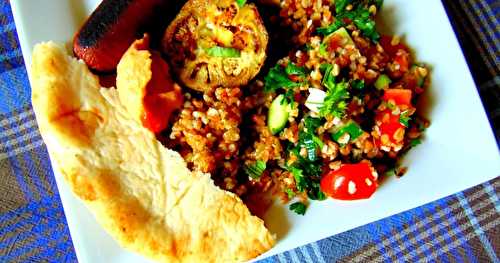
[30,42,274,262]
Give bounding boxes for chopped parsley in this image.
[410,138,422,147]
[243,160,266,179]
[264,62,308,103]
[385,167,397,177]
[318,66,350,118]
[285,188,296,199]
[298,117,324,162]
[289,166,307,192]
[351,79,365,90]
[399,110,411,127]
[317,0,383,42]
[287,133,327,202]
[285,62,308,76]
[289,202,307,215]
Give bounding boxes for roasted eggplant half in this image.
[162,0,268,92]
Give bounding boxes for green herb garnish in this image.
[264,63,307,92]
[399,110,411,127]
[332,120,364,143]
[317,0,383,42]
[385,167,397,177]
[410,138,422,147]
[319,80,350,118]
[289,166,307,192]
[351,79,365,90]
[285,188,296,199]
[243,160,266,179]
[264,62,308,103]
[206,46,241,57]
[236,0,246,7]
[318,64,349,118]
[289,202,307,215]
[285,62,308,76]
[298,117,324,161]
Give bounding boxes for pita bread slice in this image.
[30,42,274,262]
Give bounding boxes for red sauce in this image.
[135,36,184,133]
[142,51,183,133]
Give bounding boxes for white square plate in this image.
[11,0,500,262]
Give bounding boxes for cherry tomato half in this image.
[320,163,378,200]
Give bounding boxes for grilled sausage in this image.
[73,0,166,72]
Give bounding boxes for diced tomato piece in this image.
[383,89,412,106]
[374,89,413,149]
[374,109,406,147]
[321,163,378,200]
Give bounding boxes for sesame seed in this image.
[365,178,373,186]
[334,176,345,190]
[348,181,357,194]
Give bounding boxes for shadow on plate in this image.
[264,202,291,241]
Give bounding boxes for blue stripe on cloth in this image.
[435,201,462,262]
[458,0,500,71]
[285,250,298,262]
[1,125,40,149]
[422,204,447,262]
[456,192,499,262]
[310,242,327,263]
[1,198,73,262]
[483,182,500,213]
[430,204,453,263]
[0,22,15,35]
[316,226,374,262]
[17,144,48,199]
[277,251,287,263]
[304,243,319,262]
[368,220,389,262]
[0,67,31,113]
[3,157,35,201]
[403,214,425,261]
[435,199,476,262]
[289,245,305,262]
[0,49,21,61]
[469,1,500,48]
[298,244,314,262]
[0,118,37,139]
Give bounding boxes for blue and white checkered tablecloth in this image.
[0,0,499,262]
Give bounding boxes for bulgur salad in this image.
[160,0,430,216]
